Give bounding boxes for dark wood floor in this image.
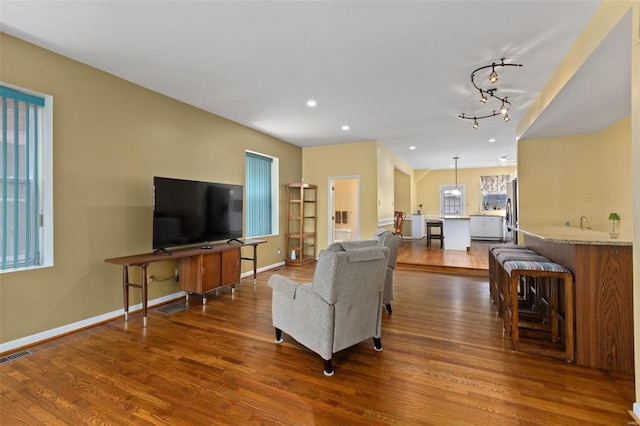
[1,254,634,425]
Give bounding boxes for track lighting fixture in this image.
[458,58,522,129]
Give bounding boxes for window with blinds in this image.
[1,86,45,270]
[245,151,279,238]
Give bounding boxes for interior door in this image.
[328,177,360,244]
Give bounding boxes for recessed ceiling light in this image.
[489,138,496,143]
[341,125,350,131]
[409,146,416,150]
[499,156,507,162]
[306,100,317,107]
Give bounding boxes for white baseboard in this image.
[0,291,184,354]
[241,261,284,278]
[633,402,640,420]
[1,261,285,355]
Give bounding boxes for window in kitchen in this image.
[440,185,465,216]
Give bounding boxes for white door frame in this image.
[327,176,360,244]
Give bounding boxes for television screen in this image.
[153,177,243,250]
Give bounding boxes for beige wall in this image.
[519,116,632,233]
[302,141,414,249]
[393,168,411,214]
[0,33,302,344]
[415,166,517,217]
[302,141,379,251]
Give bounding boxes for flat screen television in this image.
[153,176,243,250]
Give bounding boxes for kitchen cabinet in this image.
[470,215,504,240]
[411,214,425,239]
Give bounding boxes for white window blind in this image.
[246,151,277,237]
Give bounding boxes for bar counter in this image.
[512,225,633,374]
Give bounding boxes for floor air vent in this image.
[0,350,32,364]
[156,303,189,315]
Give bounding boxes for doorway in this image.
[328,177,360,244]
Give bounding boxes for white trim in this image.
[0,291,184,354]
[240,261,283,278]
[378,218,394,227]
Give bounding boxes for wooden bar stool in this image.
[426,220,444,247]
[495,251,549,324]
[502,260,574,362]
[489,247,540,315]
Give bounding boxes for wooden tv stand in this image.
[105,239,265,326]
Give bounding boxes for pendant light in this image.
[451,157,462,196]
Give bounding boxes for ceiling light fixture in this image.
[306,100,317,107]
[451,156,462,196]
[341,125,350,131]
[409,146,416,150]
[458,58,522,129]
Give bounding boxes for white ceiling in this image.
[0,1,630,170]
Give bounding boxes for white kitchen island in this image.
[442,216,471,251]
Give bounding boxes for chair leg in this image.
[385,303,392,314]
[373,337,383,351]
[275,328,283,343]
[323,359,334,376]
[510,273,520,352]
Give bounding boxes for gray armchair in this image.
[268,242,390,376]
[373,229,401,314]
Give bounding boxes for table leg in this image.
[253,244,258,286]
[141,264,148,327]
[122,266,129,321]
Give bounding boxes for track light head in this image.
[489,67,498,84]
[473,119,479,129]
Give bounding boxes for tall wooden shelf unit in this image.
[286,183,317,266]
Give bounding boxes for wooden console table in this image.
[105,239,265,326]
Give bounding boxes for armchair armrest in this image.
[268,275,305,299]
[270,281,335,360]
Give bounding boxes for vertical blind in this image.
[0,86,44,270]
[245,152,272,237]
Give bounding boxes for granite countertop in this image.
[511,225,632,246]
